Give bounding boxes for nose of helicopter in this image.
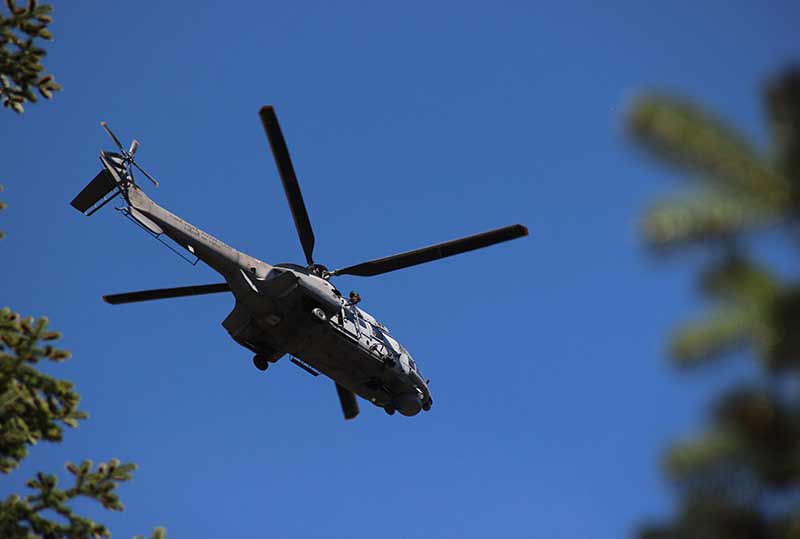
[391,391,423,416]
[408,370,433,413]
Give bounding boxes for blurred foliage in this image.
[0,307,164,538]
[629,66,800,538]
[0,0,61,113]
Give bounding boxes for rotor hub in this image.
[309,263,330,279]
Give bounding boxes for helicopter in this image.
[70,106,528,420]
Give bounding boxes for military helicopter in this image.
[71,106,528,420]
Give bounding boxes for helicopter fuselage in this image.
[124,179,432,416]
[225,264,431,416]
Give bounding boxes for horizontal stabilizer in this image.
[71,169,117,213]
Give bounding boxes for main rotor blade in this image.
[259,106,316,266]
[103,283,230,305]
[100,121,126,153]
[335,383,359,420]
[333,224,529,277]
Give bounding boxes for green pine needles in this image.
[0,308,82,474]
[0,0,61,113]
[0,307,164,538]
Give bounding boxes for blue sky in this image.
[3,1,799,538]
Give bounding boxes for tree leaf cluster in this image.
[629,67,800,538]
[0,307,163,538]
[0,0,60,113]
[0,306,84,474]
[0,459,138,538]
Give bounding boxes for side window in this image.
[341,307,359,336]
[384,334,401,354]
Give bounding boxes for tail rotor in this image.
[100,121,159,187]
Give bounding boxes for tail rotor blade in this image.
[100,121,126,153]
[259,105,316,266]
[128,139,140,157]
[98,121,160,188]
[335,383,359,420]
[132,160,160,187]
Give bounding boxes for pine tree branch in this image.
[668,306,761,368]
[0,459,136,538]
[0,1,60,113]
[765,68,800,187]
[698,254,778,305]
[0,307,85,474]
[0,307,166,537]
[628,95,790,209]
[633,66,800,539]
[641,191,775,249]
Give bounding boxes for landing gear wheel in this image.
[312,307,327,322]
[384,406,395,416]
[253,354,270,371]
[422,399,432,411]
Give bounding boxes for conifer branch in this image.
[0,1,60,113]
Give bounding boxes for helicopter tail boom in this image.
[71,145,262,276]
